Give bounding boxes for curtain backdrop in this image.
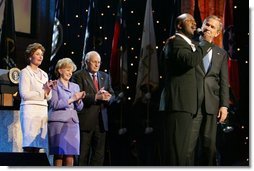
[182,0,225,47]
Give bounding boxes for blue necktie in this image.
[203,49,212,73]
[203,54,210,73]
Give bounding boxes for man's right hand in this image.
[95,88,112,102]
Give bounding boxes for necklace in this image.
[33,70,40,74]
[33,69,42,79]
[29,65,40,74]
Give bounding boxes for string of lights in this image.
[49,0,248,165]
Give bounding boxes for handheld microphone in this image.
[195,28,204,36]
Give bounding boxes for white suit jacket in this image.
[19,65,52,106]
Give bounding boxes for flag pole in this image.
[118,0,127,135]
[6,42,9,70]
[120,45,124,130]
[118,46,127,135]
[145,0,152,133]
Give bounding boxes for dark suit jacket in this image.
[71,69,115,131]
[196,45,229,115]
[160,34,213,114]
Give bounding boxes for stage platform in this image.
[0,110,52,166]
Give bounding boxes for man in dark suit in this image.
[72,51,115,166]
[189,15,229,166]
[159,13,213,165]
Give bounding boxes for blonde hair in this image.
[54,58,77,78]
[24,43,45,64]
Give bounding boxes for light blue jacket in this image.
[48,79,84,123]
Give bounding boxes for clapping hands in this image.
[43,80,57,96]
[69,91,86,104]
[73,91,86,101]
[95,87,112,102]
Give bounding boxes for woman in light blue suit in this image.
[48,58,85,166]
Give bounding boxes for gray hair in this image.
[83,51,101,69]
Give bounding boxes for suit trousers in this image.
[78,122,106,166]
[164,111,194,166]
[187,109,217,166]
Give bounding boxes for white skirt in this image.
[20,104,48,149]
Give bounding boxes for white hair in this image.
[83,51,101,69]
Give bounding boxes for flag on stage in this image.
[83,0,102,58]
[110,0,128,88]
[50,0,64,61]
[223,0,240,101]
[49,0,64,79]
[134,0,159,103]
[0,0,16,69]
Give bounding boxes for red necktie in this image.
[92,74,99,92]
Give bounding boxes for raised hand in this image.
[73,91,86,101]
[43,81,53,96]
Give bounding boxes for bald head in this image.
[175,13,190,28]
[175,13,197,38]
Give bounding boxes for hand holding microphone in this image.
[195,28,204,36]
[196,28,213,43]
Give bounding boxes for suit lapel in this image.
[207,47,221,74]
[26,66,47,84]
[97,72,105,90]
[57,79,71,92]
[197,63,205,75]
[200,61,206,74]
[208,50,216,74]
[202,47,214,74]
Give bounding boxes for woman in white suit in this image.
[19,43,54,153]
